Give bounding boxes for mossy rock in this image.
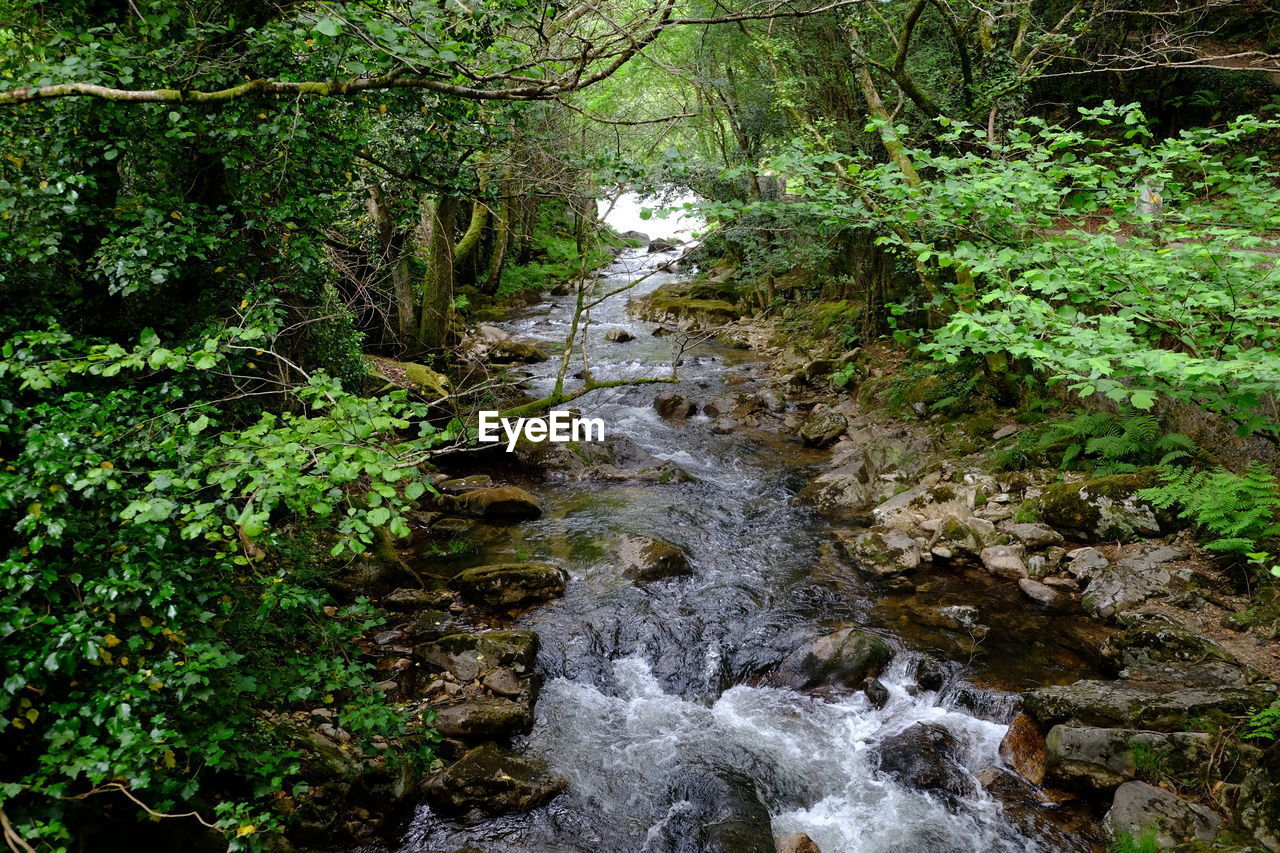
[364,355,451,399]
[453,562,567,607]
[1039,470,1169,542]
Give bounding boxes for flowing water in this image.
[393,248,1101,853]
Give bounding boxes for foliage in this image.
[997,408,1195,474]
[1244,700,1280,741]
[1109,828,1161,853]
[1140,463,1280,554]
[0,318,451,849]
[702,105,1280,440]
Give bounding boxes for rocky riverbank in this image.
[645,295,1280,852]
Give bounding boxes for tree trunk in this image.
[418,197,459,350]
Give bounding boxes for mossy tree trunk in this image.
[418,196,459,350]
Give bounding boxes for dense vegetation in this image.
[0,0,1278,851]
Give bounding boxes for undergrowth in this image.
[995,407,1195,474]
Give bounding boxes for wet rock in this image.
[619,230,650,244]
[980,544,1027,579]
[455,486,543,521]
[433,698,532,738]
[604,327,635,342]
[515,433,693,484]
[1065,546,1109,581]
[1081,544,1191,620]
[481,668,523,697]
[799,430,934,522]
[909,654,949,691]
[648,237,677,253]
[415,630,539,681]
[847,527,921,576]
[1100,615,1240,675]
[1018,578,1062,607]
[863,677,890,709]
[758,388,787,412]
[382,588,452,612]
[438,474,493,493]
[1023,679,1274,732]
[410,609,465,641]
[1240,741,1280,852]
[616,534,692,583]
[799,411,847,448]
[1045,725,1213,791]
[702,394,742,418]
[1039,472,1165,542]
[1002,522,1064,550]
[875,723,975,799]
[909,604,989,639]
[422,743,566,818]
[999,713,1046,785]
[631,281,741,330]
[650,768,774,853]
[776,833,821,853]
[932,515,991,562]
[653,391,697,419]
[771,626,893,690]
[1103,780,1221,847]
[710,416,739,434]
[453,563,567,607]
[488,337,550,364]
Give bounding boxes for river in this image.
[391,245,1098,853]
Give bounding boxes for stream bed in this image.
[391,249,1102,853]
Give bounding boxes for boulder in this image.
[1039,472,1165,542]
[604,327,635,343]
[515,433,693,484]
[654,391,697,419]
[618,230,650,244]
[770,626,892,690]
[1002,522,1065,550]
[453,562,567,607]
[799,411,847,448]
[648,237,677,253]
[382,588,452,612]
[414,630,539,680]
[1023,679,1274,732]
[438,474,493,493]
[863,677,890,709]
[931,515,991,562]
[486,336,550,364]
[1240,741,1280,852]
[422,743,565,817]
[999,713,1046,785]
[1065,546,1109,581]
[776,834,821,853]
[1045,725,1213,791]
[433,698,532,738]
[847,527,921,576]
[650,768,774,853]
[455,486,543,521]
[1103,780,1221,847]
[875,723,975,799]
[631,281,741,330]
[1081,545,1191,620]
[616,534,692,583]
[1100,616,1240,676]
[1017,578,1063,607]
[980,544,1027,579]
[410,609,466,642]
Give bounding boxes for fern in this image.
[1140,463,1280,554]
[998,407,1195,474]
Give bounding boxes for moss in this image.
[1014,499,1042,524]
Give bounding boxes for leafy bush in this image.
[0,321,446,849]
[1140,463,1280,553]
